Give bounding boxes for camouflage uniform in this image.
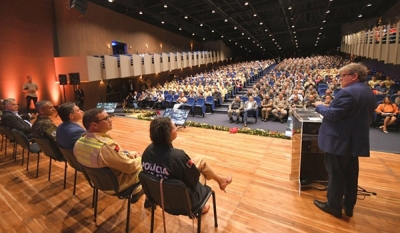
[32,115,57,142]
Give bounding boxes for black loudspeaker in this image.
[69,73,81,85]
[59,74,68,85]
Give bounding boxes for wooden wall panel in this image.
[54,1,202,57]
[0,0,60,107]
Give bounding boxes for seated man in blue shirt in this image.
[56,102,85,149]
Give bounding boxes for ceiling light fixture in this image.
[164,4,167,8]
[234,26,237,29]
[323,20,326,23]
[358,14,362,18]
[253,13,257,17]
[293,31,296,34]
[212,30,214,33]
[265,29,268,31]
[200,23,203,26]
[367,3,372,7]
[242,32,245,35]
[179,27,182,30]
[292,25,295,28]
[244,2,249,6]
[161,20,164,24]
[212,10,215,13]
[224,19,228,22]
[139,11,143,15]
[203,38,205,40]
[108,0,114,2]
[320,27,323,29]
[221,35,224,38]
[192,33,195,36]
[288,6,292,10]
[260,22,263,25]
[184,15,188,19]
[248,37,250,39]
[326,10,330,13]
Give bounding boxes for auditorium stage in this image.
[0,116,399,232]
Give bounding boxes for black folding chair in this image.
[0,126,17,159]
[34,137,67,189]
[79,165,141,233]
[58,147,83,195]
[139,171,218,233]
[11,129,41,176]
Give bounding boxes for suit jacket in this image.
[315,82,376,157]
[56,121,86,149]
[244,100,258,110]
[0,110,32,135]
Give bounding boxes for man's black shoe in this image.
[341,199,353,217]
[130,189,144,203]
[342,205,353,217]
[280,118,284,123]
[313,200,342,218]
[229,118,233,123]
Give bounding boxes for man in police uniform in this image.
[73,108,143,201]
[227,96,243,123]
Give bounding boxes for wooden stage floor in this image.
[0,116,399,232]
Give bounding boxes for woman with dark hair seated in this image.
[375,97,399,133]
[141,117,232,214]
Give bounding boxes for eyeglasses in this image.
[95,116,111,122]
[339,73,353,78]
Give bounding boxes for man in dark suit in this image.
[1,98,33,139]
[56,102,86,149]
[313,63,376,218]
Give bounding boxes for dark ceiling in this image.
[88,0,398,58]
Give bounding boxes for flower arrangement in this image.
[123,109,289,139]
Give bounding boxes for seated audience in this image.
[1,98,33,139]
[395,91,400,105]
[375,81,389,95]
[73,108,143,200]
[323,95,333,106]
[56,102,85,149]
[261,95,273,121]
[289,95,304,115]
[212,88,222,106]
[304,95,317,110]
[243,96,258,127]
[272,93,288,123]
[174,92,187,109]
[151,91,164,109]
[141,117,232,214]
[228,96,243,123]
[384,75,395,89]
[375,97,399,133]
[368,75,380,89]
[122,92,135,109]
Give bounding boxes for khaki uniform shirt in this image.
[74,132,141,193]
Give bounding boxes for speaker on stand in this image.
[59,74,68,103]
